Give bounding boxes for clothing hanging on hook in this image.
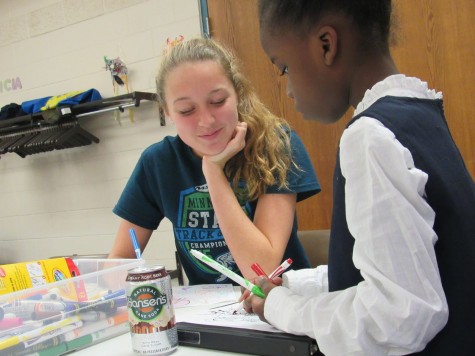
[0,120,99,158]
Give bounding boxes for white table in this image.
[71,287,249,355]
[70,332,244,355]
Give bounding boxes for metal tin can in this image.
[126,265,178,355]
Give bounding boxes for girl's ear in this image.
[309,25,338,66]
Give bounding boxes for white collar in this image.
[354,74,443,115]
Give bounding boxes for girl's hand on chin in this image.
[203,122,247,169]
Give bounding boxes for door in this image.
[207,0,475,230]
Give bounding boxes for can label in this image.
[126,266,177,355]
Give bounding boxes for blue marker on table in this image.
[128,228,142,259]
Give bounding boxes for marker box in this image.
[0,258,144,354]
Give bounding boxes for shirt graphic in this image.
[175,183,251,283]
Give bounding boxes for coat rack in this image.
[0,120,100,158]
[0,91,160,158]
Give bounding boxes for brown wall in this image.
[208,0,475,230]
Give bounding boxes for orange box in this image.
[0,258,85,300]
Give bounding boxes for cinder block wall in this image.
[0,0,202,269]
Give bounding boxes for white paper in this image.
[172,284,237,308]
[176,302,281,333]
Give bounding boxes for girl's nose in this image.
[198,109,215,126]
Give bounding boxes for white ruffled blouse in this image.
[264,75,448,356]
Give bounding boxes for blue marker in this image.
[98,289,125,302]
[128,228,142,259]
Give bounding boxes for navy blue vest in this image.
[328,96,475,355]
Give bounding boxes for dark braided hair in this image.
[258,0,392,54]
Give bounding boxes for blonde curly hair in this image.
[156,38,295,201]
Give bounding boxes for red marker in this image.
[269,258,293,279]
[251,263,268,277]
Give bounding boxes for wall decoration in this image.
[103,56,133,124]
[0,77,22,93]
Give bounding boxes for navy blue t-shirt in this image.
[113,130,320,285]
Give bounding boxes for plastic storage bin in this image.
[0,258,144,355]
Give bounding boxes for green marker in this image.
[190,249,265,298]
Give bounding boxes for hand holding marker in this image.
[190,249,265,298]
[234,258,293,313]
